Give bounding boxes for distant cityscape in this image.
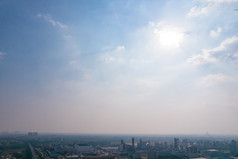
[0,132,237,159]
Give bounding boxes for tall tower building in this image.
[230,140,237,154]
[119,139,125,151]
[132,137,135,148]
[174,138,179,149]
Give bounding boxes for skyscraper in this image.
[174,138,179,150]
[132,137,135,149]
[230,140,237,155]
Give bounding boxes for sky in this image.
[0,0,238,135]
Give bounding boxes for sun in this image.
[155,27,185,48]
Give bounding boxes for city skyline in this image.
[0,0,238,135]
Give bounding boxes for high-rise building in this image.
[174,138,179,149]
[132,137,135,148]
[119,139,125,151]
[230,140,237,154]
[137,139,143,149]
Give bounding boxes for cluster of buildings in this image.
[27,132,38,138]
[31,136,238,159]
[0,134,238,159]
[0,137,30,159]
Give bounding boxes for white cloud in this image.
[206,0,238,3]
[210,27,222,37]
[197,74,232,87]
[188,36,238,65]
[187,5,212,17]
[188,0,238,17]
[104,57,116,63]
[38,14,67,29]
[0,52,6,60]
[104,57,125,64]
[103,46,126,64]
[115,46,125,52]
[187,53,217,65]
[202,36,238,55]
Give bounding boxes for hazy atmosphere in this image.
[0,0,238,135]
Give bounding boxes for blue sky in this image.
[0,0,238,134]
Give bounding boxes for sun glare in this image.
[155,27,185,48]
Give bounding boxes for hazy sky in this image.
[0,0,238,135]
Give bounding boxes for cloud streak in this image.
[0,52,6,60]
[197,74,232,87]
[187,0,238,17]
[206,0,238,3]
[102,46,126,64]
[38,14,67,29]
[210,27,222,37]
[188,36,238,65]
[187,4,213,17]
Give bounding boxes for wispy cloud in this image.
[38,14,67,29]
[102,46,126,64]
[187,4,213,17]
[115,46,125,52]
[187,0,238,17]
[188,36,238,65]
[206,0,238,3]
[210,27,222,37]
[187,53,217,65]
[197,74,232,87]
[0,52,6,60]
